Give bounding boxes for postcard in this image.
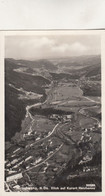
[0,30,105,195]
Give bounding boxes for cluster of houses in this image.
[49,114,72,122]
[5,136,61,189]
[83,166,98,173]
[23,128,48,141]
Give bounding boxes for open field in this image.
[5,55,101,191]
[79,116,96,128]
[47,83,83,103]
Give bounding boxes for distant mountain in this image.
[6,55,101,77]
[49,55,101,69]
[5,55,101,141]
[6,58,57,71]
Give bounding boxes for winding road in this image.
[23,83,101,170]
[79,101,101,127]
[23,143,64,173]
[25,122,60,149]
[7,80,101,176]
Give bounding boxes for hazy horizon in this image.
[5,54,101,61]
[5,34,101,60]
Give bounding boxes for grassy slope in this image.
[5,59,50,141]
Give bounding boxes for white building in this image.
[6,173,23,182]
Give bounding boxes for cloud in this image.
[70,42,87,52]
[51,42,88,56]
[5,35,100,59]
[52,43,69,53]
[30,37,55,48]
[19,37,55,49]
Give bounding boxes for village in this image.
[5,108,101,192]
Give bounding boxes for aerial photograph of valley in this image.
[5,33,101,192]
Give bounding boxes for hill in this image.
[5,59,50,141]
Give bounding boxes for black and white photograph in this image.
[4,32,102,192]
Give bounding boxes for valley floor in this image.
[5,76,101,192]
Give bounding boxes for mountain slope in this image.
[5,59,50,141]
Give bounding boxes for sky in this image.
[5,34,101,60]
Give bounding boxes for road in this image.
[7,82,101,177]
[24,81,60,148]
[84,96,100,104]
[9,122,61,172]
[22,85,101,169]
[78,93,101,126]
[26,122,60,149]
[79,105,101,126]
[23,143,64,173]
